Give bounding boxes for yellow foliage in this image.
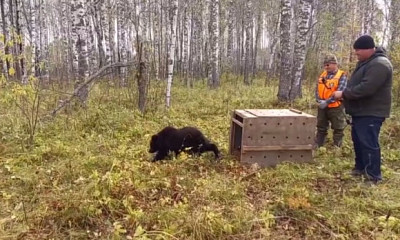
[11,84,27,96]
[8,67,15,76]
[28,74,38,85]
[378,216,400,231]
[177,151,189,160]
[6,39,14,47]
[287,196,311,209]
[3,54,13,62]
[0,74,6,85]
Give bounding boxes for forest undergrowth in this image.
[0,75,399,239]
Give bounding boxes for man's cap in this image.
[323,54,338,64]
[353,35,375,49]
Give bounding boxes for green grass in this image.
[1,76,399,239]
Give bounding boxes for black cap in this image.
[353,35,375,49]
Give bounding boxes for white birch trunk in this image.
[208,0,219,88]
[191,0,203,80]
[149,0,160,80]
[362,0,372,34]
[289,0,311,100]
[226,0,234,69]
[87,5,97,75]
[60,0,72,81]
[39,0,49,81]
[277,0,292,101]
[189,6,196,84]
[14,0,26,83]
[182,1,190,85]
[200,0,206,78]
[253,8,262,77]
[117,0,128,85]
[102,0,112,64]
[165,0,178,108]
[243,0,252,85]
[71,0,90,106]
[389,0,400,51]
[30,0,37,76]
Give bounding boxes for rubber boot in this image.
[315,133,326,147]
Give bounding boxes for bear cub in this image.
[149,126,221,161]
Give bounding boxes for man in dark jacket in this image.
[333,35,393,184]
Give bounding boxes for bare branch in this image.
[50,61,134,117]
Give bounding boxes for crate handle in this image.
[289,108,302,114]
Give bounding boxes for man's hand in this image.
[318,100,328,109]
[332,91,343,100]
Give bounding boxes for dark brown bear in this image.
[149,126,221,161]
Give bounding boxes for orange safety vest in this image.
[318,70,345,108]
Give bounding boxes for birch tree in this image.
[389,0,400,51]
[117,0,128,85]
[181,1,190,86]
[30,0,39,77]
[289,0,311,100]
[0,0,10,78]
[134,0,150,112]
[13,0,25,81]
[218,0,226,73]
[253,1,263,78]
[361,0,373,35]
[39,0,50,80]
[208,0,219,88]
[243,0,252,85]
[265,0,280,78]
[102,0,112,66]
[165,0,178,107]
[71,0,89,106]
[277,0,292,101]
[226,0,234,71]
[0,0,25,82]
[60,0,73,81]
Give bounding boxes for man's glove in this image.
[318,100,328,109]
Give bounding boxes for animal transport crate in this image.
[229,109,317,167]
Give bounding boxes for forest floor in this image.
[1,76,400,239]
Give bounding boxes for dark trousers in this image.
[351,116,385,181]
[316,105,346,146]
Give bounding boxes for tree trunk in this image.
[137,42,148,113]
[1,0,10,77]
[102,0,112,65]
[362,0,372,34]
[39,0,49,81]
[289,0,311,100]
[182,2,190,86]
[165,0,178,108]
[253,8,262,78]
[60,0,73,83]
[208,0,219,88]
[117,0,128,86]
[31,0,39,76]
[389,0,400,51]
[277,0,292,101]
[71,0,89,107]
[243,0,252,85]
[226,0,234,72]
[15,0,25,83]
[267,17,280,78]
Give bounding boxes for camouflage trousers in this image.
[315,105,347,147]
